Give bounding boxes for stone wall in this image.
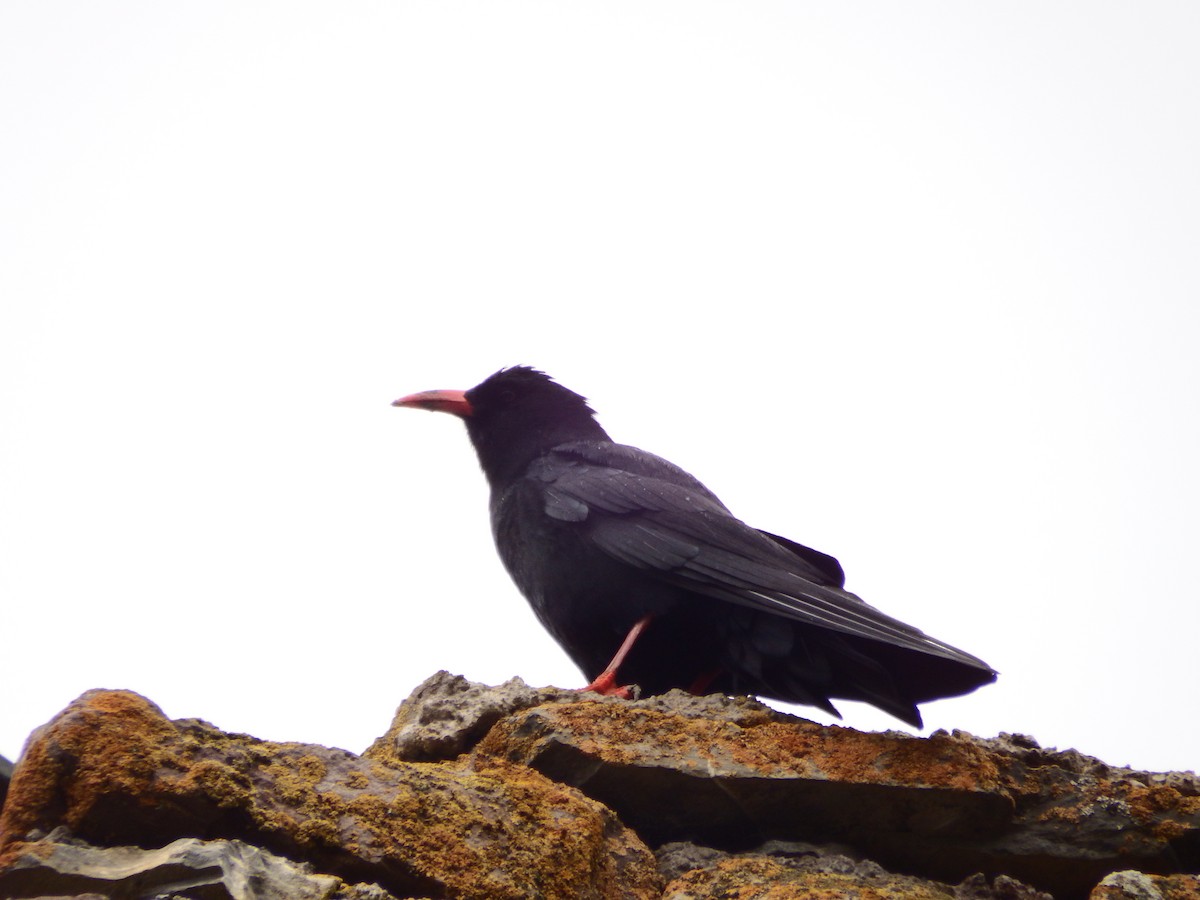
[1,672,1197,899]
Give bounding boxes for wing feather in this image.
[535,443,992,673]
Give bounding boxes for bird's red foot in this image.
[578,671,637,699]
[576,614,653,699]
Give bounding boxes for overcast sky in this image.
[2,3,1198,774]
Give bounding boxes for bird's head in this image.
[394,366,610,486]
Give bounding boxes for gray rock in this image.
[654,842,728,883]
[656,839,880,886]
[955,872,1055,900]
[478,689,1200,898]
[368,671,804,765]
[0,688,661,900]
[622,688,803,726]
[1093,870,1168,900]
[950,730,1200,796]
[0,830,398,900]
[365,670,583,762]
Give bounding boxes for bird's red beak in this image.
[392,389,473,417]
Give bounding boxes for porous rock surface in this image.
[1,671,1197,899]
[0,686,656,899]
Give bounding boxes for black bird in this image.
[393,366,995,727]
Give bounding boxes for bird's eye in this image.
[499,389,516,404]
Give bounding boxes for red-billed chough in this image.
[393,366,996,727]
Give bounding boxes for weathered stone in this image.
[0,830,397,899]
[959,732,1200,897]
[607,687,801,727]
[4,677,1199,900]
[657,842,1051,900]
[655,839,870,885]
[655,842,730,884]
[475,690,1200,897]
[366,670,583,762]
[477,695,1009,845]
[661,853,952,899]
[1090,869,1200,899]
[0,689,660,900]
[367,673,792,765]
[955,872,1054,899]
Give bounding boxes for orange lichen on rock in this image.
[3,676,1198,900]
[0,689,178,843]
[478,698,1004,795]
[662,855,959,900]
[1091,871,1200,899]
[0,688,660,900]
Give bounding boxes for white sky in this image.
[2,3,1198,774]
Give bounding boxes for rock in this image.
[2,676,1198,899]
[1090,870,1200,899]
[0,829,396,899]
[366,670,583,762]
[655,839,868,884]
[655,842,730,884]
[955,872,1055,899]
[367,673,790,765]
[475,687,1200,897]
[0,689,660,900]
[661,853,951,899]
[655,843,1052,900]
[476,694,1009,858]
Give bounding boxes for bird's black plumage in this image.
[394,366,996,727]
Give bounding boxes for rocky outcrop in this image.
[0,687,657,899]
[1,672,1197,899]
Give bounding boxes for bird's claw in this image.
[578,671,639,699]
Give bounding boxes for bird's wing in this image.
[757,529,846,588]
[530,443,991,672]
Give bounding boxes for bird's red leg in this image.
[578,614,653,699]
